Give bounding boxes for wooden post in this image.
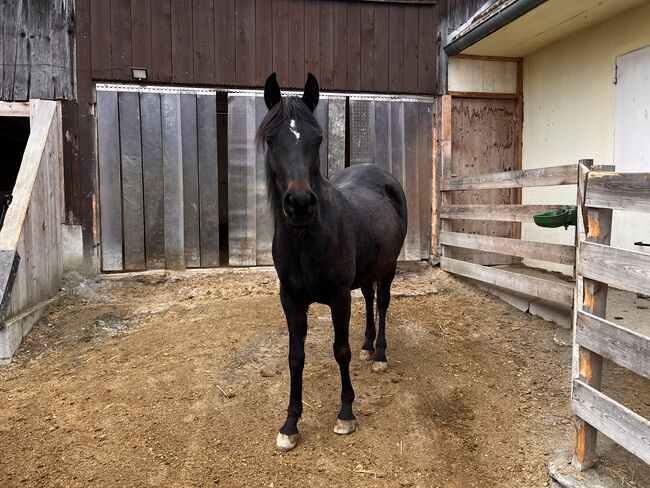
[439,95,452,261]
[572,162,615,471]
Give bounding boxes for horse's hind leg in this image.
[373,266,396,373]
[359,283,376,361]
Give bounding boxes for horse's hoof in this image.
[333,418,356,435]
[276,432,299,451]
[372,361,388,372]
[359,349,374,361]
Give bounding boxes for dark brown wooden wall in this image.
[0,0,76,101]
[77,0,437,94]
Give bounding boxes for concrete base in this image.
[467,276,572,328]
[62,224,84,273]
[0,296,59,364]
[549,452,621,488]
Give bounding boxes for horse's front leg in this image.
[330,289,356,435]
[276,287,308,451]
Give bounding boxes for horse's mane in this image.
[256,97,323,219]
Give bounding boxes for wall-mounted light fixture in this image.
[131,67,148,81]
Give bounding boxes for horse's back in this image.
[330,164,407,283]
[330,164,407,225]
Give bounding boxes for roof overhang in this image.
[445,0,649,58]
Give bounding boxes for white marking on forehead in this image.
[289,119,301,140]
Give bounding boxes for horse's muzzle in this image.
[283,189,317,227]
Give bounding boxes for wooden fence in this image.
[0,101,64,363]
[572,162,650,470]
[438,152,578,307]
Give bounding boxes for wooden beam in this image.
[449,91,518,99]
[452,54,523,63]
[440,231,575,265]
[440,204,564,223]
[579,241,650,296]
[585,171,650,214]
[576,311,650,380]
[440,257,574,306]
[442,164,578,191]
[572,380,650,465]
[440,95,452,259]
[573,200,612,471]
[0,102,30,117]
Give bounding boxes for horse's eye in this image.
[266,137,273,146]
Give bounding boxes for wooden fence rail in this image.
[439,124,579,306]
[572,163,650,470]
[0,101,64,363]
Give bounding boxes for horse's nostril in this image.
[284,193,294,214]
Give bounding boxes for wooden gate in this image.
[572,162,650,470]
[96,86,434,271]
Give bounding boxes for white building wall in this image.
[521,2,650,274]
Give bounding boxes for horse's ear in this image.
[302,73,319,112]
[264,73,282,109]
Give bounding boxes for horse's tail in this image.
[384,181,408,235]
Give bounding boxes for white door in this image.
[613,45,650,254]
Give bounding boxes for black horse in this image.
[258,73,408,451]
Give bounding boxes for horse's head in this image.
[258,73,322,229]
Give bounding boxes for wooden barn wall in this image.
[77,0,438,95]
[0,0,76,101]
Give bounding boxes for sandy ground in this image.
[0,263,648,488]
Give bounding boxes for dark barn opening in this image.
[0,116,30,227]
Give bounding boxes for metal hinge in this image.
[613,63,618,84]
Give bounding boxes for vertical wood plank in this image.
[91,0,112,79]
[255,96,273,265]
[76,0,94,112]
[131,0,152,73]
[418,102,433,257]
[304,0,320,81]
[347,3,361,92]
[197,94,220,267]
[403,101,421,260]
[161,93,186,270]
[417,5,435,94]
[255,0,274,86]
[388,5,404,93]
[180,94,201,268]
[228,95,257,266]
[151,0,172,83]
[193,0,216,84]
[140,93,166,269]
[333,2,348,90]
[573,191,614,471]
[327,97,346,178]
[111,0,132,79]
[118,92,146,270]
[11,0,30,100]
[171,0,194,83]
[374,100,390,171]
[215,0,236,85]
[272,0,289,86]
[28,0,53,99]
[440,95,452,260]
[319,1,334,90]
[403,6,419,94]
[373,4,390,93]
[235,0,256,87]
[96,91,123,271]
[360,4,374,92]
[313,97,329,177]
[288,0,305,88]
[389,100,405,260]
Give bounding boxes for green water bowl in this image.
[533,205,577,229]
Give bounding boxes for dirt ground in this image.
[1,263,648,488]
